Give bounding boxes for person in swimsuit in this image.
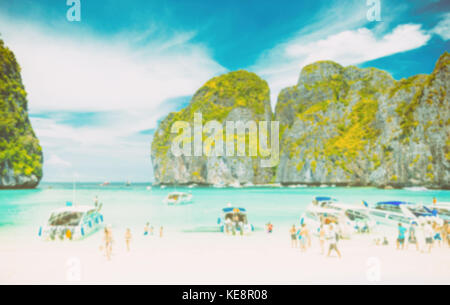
[290,225,298,248]
[144,222,150,236]
[424,221,434,253]
[407,222,419,251]
[326,224,341,258]
[432,222,442,247]
[319,225,326,255]
[397,223,406,250]
[299,224,309,252]
[125,228,132,252]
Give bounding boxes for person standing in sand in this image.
[319,225,326,254]
[407,222,419,251]
[144,222,150,236]
[396,223,406,250]
[159,226,164,238]
[125,228,132,252]
[104,227,113,260]
[299,224,310,252]
[444,221,450,247]
[290,225,298,248]
[446,221,450,247]
[326,224,341,258]
[432,222,442,247]
[424,221,434,253]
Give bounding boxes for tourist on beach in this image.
[144,222,150,236]
[326,224,341,258]
[319,225,326,254]
[266,222,273,234]
[94,195,99,208]
[407,222,419,251]
[225,217,232,234]
[433,222,442,247]
[104,227,113,260]
[299,224,310,252]
[446,221,450,247]
[290,225,298,248]
[443,221,450,247]
[125,228,132,252]
[396,223,406,250]
[159,226,164,238]
[433,197,437,205]
[424,221,434,253]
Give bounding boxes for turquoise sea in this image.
[1,183,449,238]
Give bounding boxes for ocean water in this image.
[0,183,449,238]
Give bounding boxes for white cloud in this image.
[431,13,450,41]
[46,154,72,168]
[253,24,431,106]
[0,15,225,113]
[0,14,226,182]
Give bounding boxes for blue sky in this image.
[0,0,448,182]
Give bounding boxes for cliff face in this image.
[275,53,449,188]
[151,70,274,185]
[0,39,43,189]
[151,53,449,189]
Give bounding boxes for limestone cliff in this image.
[0,39,43,189]
[151,70,274,185]
[275,53,449,189]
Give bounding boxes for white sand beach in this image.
[1,227,449,285]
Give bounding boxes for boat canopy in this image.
[315,196,337,202]
[376,201,413,206]
[222,207,246,213]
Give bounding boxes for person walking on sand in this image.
[396,223,406,250]
[443,221,450,247]
[125,228,132,252]
[424,221,434,253]
[407,222,419,251]
[299,224,310,252]
[290,225,298,248]
[266,222,273,234]
[144,222,150,236]
[433,222,442,247]
[326,224,341,258]
[104,227,113,260]
[319,224,326,254]
[159,226,164,238]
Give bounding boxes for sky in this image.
[0,0,449,182]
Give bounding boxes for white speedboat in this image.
[39,203,104,241]
[163,192,193,205]
[367,201,434,227]
[420,203,450,222]
[217,206,254,235]
[301,197,374,238]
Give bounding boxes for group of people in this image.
[397,220,450,253]
[289,220,342,258]
[101,222,164,260]
[144,222,164,238]
[224,214,247,236]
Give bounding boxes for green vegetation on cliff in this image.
[0,39,42,183]
[152,70,271,159]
